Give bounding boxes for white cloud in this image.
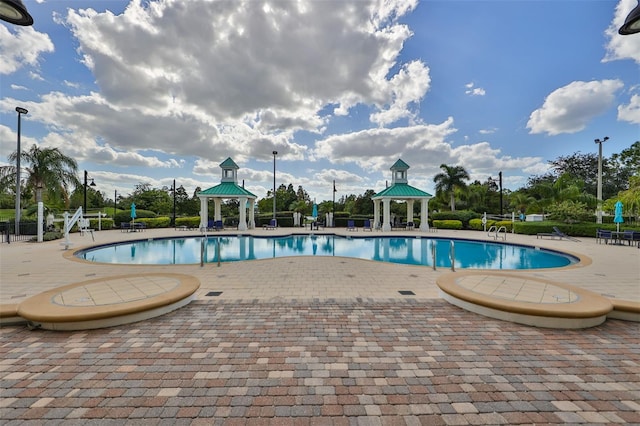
[465,82,486,96]
[618,94,640,124]
[526,80,624,135]
[0,25,54,75]
[603,0,640,65]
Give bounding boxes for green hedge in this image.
[513,221,640,237]
[176,217,201,228]
[433,219,462,230]
[430,210,480,229]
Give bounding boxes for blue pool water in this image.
[77,235,577,269]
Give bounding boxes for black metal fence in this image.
[1,221,41,244]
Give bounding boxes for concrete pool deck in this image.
[0,227,638,329]
[1,227,640,424]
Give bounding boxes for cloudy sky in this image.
[1,0,639,204]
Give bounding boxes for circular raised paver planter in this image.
[16,273,200,331]
[437,271,614,329]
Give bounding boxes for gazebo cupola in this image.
[220,157,239,183]
[391,159,409,185]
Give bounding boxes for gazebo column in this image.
[407,199,414,225]
[420,199,429,231]
[238,197,248,231]
[382,199,391,232]
[248,200,255,229]
[214,198,222,221]
[373,199,381,230]
[199,197,208,229]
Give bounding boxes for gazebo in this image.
[197,158,257,231]
[372,159,433,232]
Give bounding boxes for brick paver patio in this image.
[2,299,639,424]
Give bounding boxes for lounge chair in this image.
[552,227,580,242]
[406,221,415,230]
[213,220,224,231]
[536,227,579,242]
[347,220,357,231]
[120,222,131,232]
[263,219,277,230]
[363,219,372,231]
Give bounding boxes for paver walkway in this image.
[2,300,639,424]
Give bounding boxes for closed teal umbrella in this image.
[131,203,137,219]
[614,201,623,232]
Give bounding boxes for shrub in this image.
[114,209,156,225]
[468,218,496,230]
[433,219,462,230]
[430,210,480,229]
[176,217,201,228]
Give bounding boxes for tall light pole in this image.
[498,171,503,217]
[14,106,28,236]
[595,136,609,224]
[83,170,96,213]
[332,180,336,228]
[172,179,176,228]
[272,151,277,223]
[114,190,118,219]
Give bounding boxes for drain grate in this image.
[398,290,415,296]
[206,291,223,297]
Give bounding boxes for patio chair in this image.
[622,230,635,246]
[406,221,415,230]
[263,219,277,230]
[596,229,612,244]
[363,219,372,231]
[347,220,357,231]
[213,220,224,231]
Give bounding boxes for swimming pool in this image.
[77,235,578,269]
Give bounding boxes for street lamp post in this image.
[172,179,176,228]
[333,180,336,228]
[83,170,96,213]
[114,190,118,219]
[595,136,609,224]
[487,172,503,216]
[272,151,277,224]
[14,106,28,236]
[498,171,503,217]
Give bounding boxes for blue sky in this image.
[1,0,639,205]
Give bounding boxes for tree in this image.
[433,164,470,211]
[1,145,79,209]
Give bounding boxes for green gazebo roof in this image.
[198,182,256,198]
[372,183,432,199]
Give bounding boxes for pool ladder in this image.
[431,240,456,271]
[487,225,507,241]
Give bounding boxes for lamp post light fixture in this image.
[594,136,609,224]
[172,179,176,228]
[272,151,277,223]
[619,1,640,35]
[14,106,28,236]
[487,172,503,216]
[0,0,33,26]
[83,170,96,214]
[498,171,503,217]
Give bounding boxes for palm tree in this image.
[2,145,79,209]
[433,164,470,211]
